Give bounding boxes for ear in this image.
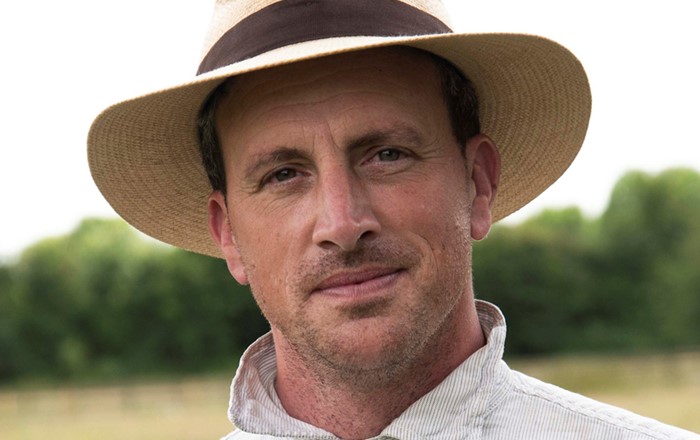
[466,134,501,241]
[208,191,249,285]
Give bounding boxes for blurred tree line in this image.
[475,168,700,354]
[0,221,268,382]
[1,168,699,382]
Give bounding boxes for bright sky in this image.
[1,1,698,258]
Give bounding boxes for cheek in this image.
[244,256,291,326]
[234,201,301,261]
[395,182,472,270]
[389,178,469,233]
[233,224,291,299]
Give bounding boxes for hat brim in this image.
[88,32,591,258]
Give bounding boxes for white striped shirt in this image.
[222,301,698,439]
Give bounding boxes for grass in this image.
[0,376,234,440]
[1,351,699,439]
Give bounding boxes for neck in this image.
[273,296,485,439]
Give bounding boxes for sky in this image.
[1,0,698,258]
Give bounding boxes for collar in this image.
[228,300,509,439]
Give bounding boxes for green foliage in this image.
[598,169,700,348]
[474,207,598,354]
[0,218,267,382]
[1,168,700,382]
[475,168,700,355]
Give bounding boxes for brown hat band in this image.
[197,0,453,75]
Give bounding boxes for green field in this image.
[2,351,698,439]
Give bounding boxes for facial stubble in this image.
[243,226,473,391]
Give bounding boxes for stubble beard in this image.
[268,233,473,392]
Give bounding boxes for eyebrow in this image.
[346,124,425,152]
[241,123,426,181]
[243,147,308,182]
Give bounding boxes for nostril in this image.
[358,230,376,242]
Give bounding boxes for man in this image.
[88,1,698,438]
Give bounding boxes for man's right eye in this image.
[264,168,297,185]
[376,148,402,162]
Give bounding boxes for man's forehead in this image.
[213,47,444,140]
[214,47,452,174]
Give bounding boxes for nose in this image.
[312,167,381,251]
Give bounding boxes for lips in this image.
[312,267,403,297]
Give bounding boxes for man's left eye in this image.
[376,149,401,162]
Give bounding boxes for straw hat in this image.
[88,0,591,258]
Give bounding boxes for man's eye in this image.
[267,168,297,184]
[376,149,401,162]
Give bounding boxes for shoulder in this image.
[486,368,699,439]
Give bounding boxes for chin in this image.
[316,318,424,372]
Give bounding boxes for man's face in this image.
[210,48,493,375]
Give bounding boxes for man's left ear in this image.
[466,134,501,241]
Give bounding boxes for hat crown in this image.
[200,0,453,63]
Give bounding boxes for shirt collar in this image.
[228,300,509,439]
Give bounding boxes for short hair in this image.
[197,49,481,194]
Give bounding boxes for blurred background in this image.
[1,0,699,438]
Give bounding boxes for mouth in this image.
[311,267,404,299]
